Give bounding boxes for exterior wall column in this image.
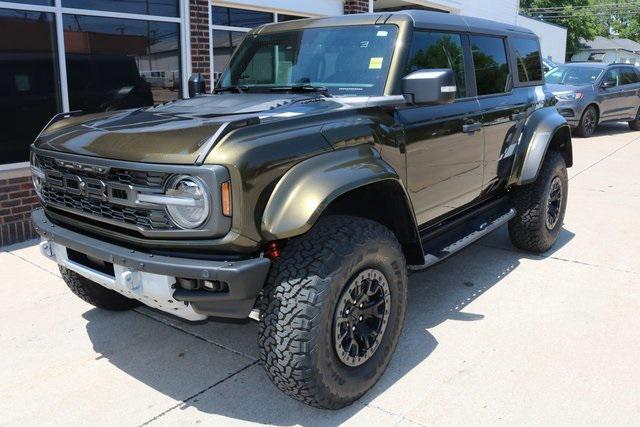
[189,0,212,92]
[344,0,371,14]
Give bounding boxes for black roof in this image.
[400,10,536,36]
[258,10,537,37]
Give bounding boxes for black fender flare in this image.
[509,106,572,186]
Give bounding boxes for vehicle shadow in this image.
[584,122,633,137]
[82,225,575,425]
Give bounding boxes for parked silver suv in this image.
[546,62,640,137]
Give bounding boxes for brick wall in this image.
[344,0,370,14]
[190,0,212,92]
[0,167,39,247]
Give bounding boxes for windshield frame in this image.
[545,65,605,86]
[216,23,404,98]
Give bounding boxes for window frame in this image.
[511,36,544,87]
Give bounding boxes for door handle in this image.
[463,121,482,133]
[511,111,527,121]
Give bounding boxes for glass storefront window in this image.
[277,14,308,22]
[212,6,273,27]
[63,15,181,113]
[212,30,245,85]
[0,9,60,164]
[62,1,179,18]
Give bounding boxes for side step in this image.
[411,202,516,270]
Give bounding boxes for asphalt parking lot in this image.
[2,123,639,426]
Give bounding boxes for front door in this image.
[599,68,625,120]
[397,31,484,226]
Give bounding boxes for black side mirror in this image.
[601,79,617,89]
[402,69,456,105]
[188,73,207,97]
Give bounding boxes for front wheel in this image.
[508,151,568,253]
[258,216,407,409]
[575,105,598,138]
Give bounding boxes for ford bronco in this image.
[31,11,572,409]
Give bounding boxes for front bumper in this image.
[32,208,270,320]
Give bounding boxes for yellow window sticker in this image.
[369,57,384,69]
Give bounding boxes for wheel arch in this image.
[261,145,424,265]
[510,107,573,186]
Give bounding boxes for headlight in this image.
[555,92,583,101]
[165,175,210,229]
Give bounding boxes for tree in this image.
[520,0,602,58]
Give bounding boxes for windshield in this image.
[218,25,399,96]
[545,65,603,86]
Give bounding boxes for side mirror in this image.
[188,73,207,97]
[601,79,617,89]
[402,69,456,105]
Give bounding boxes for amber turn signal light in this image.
[221,181,232,217]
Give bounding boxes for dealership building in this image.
[0,0,565,246]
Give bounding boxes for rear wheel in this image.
[629,107,640,130]
[60,267,140,311]
[258,216,407,409]
[508,151,568,253]
[575,105,598,137]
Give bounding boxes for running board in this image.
[410,207,516,270]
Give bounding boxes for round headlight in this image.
[166,176,210,229]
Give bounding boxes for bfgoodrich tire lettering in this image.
[257,216,407,409]
[508,151,568,253]
[60,266,140,311]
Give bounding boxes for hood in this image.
[35,93,346,164]
[546,83,594,96]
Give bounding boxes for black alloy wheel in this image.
[545,176,563,230]
[333,268,391,367]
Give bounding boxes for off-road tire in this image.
[574,105,598,138]
[257,215,408,409]
[628,108,640,130]
[508,150,568,253]
[60,266,140,311]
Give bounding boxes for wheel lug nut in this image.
[352,326,356,331]
[359,316,363,321]
[345,309,350,315]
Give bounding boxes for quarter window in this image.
[470,35,510,96]
[513,38,543,83]
[406,32,467,98]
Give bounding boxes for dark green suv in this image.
[31,11,572,409]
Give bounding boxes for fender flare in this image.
[510,107,572,186]
[261,145,411,240]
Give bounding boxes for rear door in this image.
[471,35,528,195]
[398,31,484,226]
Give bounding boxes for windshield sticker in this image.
[360,40,370,48]
[376,30,389,37]
[369,57,384,69]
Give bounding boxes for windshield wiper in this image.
[268,84,331,97]
[214,85,248,94]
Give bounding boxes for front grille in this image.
[36,154,176,231]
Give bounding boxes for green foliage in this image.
[521,0,601,57]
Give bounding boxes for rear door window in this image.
[513,37,543,83]
[621,67,639,85]
[405,31,467,98]
[470,35,510,96]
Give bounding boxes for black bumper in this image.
[32,208,271,319]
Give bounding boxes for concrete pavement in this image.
[1,123,639,426]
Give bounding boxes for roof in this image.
[258,10,535,37]
[579,36,640,53]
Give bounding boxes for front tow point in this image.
[40,240,54,258]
